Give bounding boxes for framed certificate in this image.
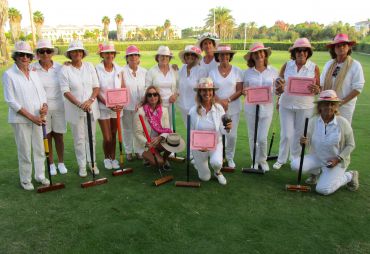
[287,77,315,96]
[190,130,217,151]
[105,88,130,107]
[245,86,272,104]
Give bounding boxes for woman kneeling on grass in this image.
[291,90,359,195]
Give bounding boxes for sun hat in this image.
[289,38,314,51]
[326,33,356,48]
[155,46,173,62]
[64,40,88,58]
[12,41,34,56]
[193,77,219,91]
[178,45,202,64]
[315,90,341,103]
[160,133,185,153]
[36,39,54,50]
[196,32,220,49]
[243,42,271,61]
[97,41,119,55]
[125,45,140,56]
[214,44,236,62]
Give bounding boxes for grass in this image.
[0,50,369,254]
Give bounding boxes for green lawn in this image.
[0,50,369,254]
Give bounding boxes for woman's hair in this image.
[11,52,34,61]
[290,48,313,60]
[247,50,269,68]
[125,54,140,64]
[214,53,234,63]
[66,50,87,60]
[316,101,340,115]
[195,89,216,115]
[141,85,162,106]
[329,46,352,59]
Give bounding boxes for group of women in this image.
[2,32,364,195]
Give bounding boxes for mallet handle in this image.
[86,111,95,179]
[42,124,52,185]
[116,111,124,165]
[268,132,275,156]
[298,118,309,184]
[251,105,260,167]
[186,114,191,182]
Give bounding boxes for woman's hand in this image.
[111,105,123,112]
[242,89,247,96]
[224,122,232,133]
[80,99,93,112]
[39,103,48,119]
[169,94,178,103]
[199,148,209,152]
[326,157,340,168]
[300,136,308,145]
[308,84,320,95]
[31,115,46,126]
[275,78,285,95]
[147,136,163,149]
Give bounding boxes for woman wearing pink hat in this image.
[121,45,147,160]
[209,44,243,169]
[196,32,220,75]
[291,90,359,195]
[95,41,122,170]
[320,33,365,124]
[243,42,278,172]
[273,38,321,170]
[3,41,49,190]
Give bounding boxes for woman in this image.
[196,32,220,75]
[273,38,321,170]
[189,77,232,185]
[31,39,68,176]
[134,86,184,169]
[95,41,122,170]
[291,90,358,195]
[243,42,278,172]
[3,41,49,190]
[59,40,100,177]
[121,45,147,160]
[177,45,207,125]
[321,33,365,124]
[145,46,178,126]
[209,45,243,169]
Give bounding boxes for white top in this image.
[280,59,317,109]
[209,65,243,115]
[31,61,63,111]
[95,62,122,111]
[177,65,207,112]
[59,62,100,124]
[243,65,278,118]
[121,65,147,111]
[3,64,47,124]
[145,65,178,107]
[320,59,365,112]
[199,57,219,75]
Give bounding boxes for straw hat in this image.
[178,45,202,64]
[64,40,88,58]
[289,38,314,51]
[12,41,34,56]
[97,41,119,55]
[244,42,271,61]
[196,32,220,49]
[193,77,219,91]
[125,45,140,56]
[36,39,54,50]
[315,90,341,103]
[160,133,185,153]
[155,46,173,62]
[326,33,356,48]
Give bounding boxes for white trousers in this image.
[122,110,145,155]
[70,116,97,169]
[192,141,223,181]
[277,107,313,163]
[179,107,190,128]
[339,104,355,124]
[245,113,273,165]
[11,123,46,184]
[291,154,352,195]
[225,113,240,160]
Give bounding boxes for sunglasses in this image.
[38,49,53,54]
[146,92,159,98]
[184,53,197,57]
[18,53,33,58]
[295,48,308,53]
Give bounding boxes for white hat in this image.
[155,46,173,62]
[97,41,119,55]
[315,90,341,103]
[36,39,54,50]
[193,77,219,91]
[178,45,202,64]
[196,32,220,49]
[12,41,34,56]
[64,40,88,58]
[160,133,185,153]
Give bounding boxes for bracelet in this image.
[89,97,95,102]
[337,155,343,162]
[227,97,232,103]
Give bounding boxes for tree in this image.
[115,14,123,41]
[155,26,164,40]
[0,0,9,63]
[204,7,235,39]
[8,7,22,43]
[102,16,110,40]
[33,10,44,39]
[246,22,258,39]
[163,19,171,40]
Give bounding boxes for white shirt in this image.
[177,64,207,112]
[31,61,63,111]
[199,57,219,75]
[209,65,243,115]
[121,65,147,111]
[3,64,47,124]
[280,59,317,109]
[145,65,178,107]
[243,65,278,118]
[59,62,100,124]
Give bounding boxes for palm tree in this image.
[33,10,44,39]
[0,0,9,63]
[115,14,123,41]
[102,16,110,40]
[204,7,235,40]
[8,7,22,43]
[163,19,171,40]
[155,26,164,40]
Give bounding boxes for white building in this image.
[355,20,370,36]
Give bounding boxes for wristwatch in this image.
[89,97,95,102]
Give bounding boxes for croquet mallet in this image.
[267,108,278,161]
[168,103,185,163]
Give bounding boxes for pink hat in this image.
[244,42,272,61]
[97,41,119,55]
[289,38,313,52]
[315,90,341,103]
[193,77,219,91]
[326,33,356,48]
[178,45,202,64]
[214,45,236,62]
[126,45,140,56]
[12,41,34,56]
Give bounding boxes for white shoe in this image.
[36,178,50,186]
[260,162,270,172]
[49,163,57,176]
[21,182,34,191]
[57,163,68,174]
[347,170,359,191]
[273,161,284,170]
[214,172,227,185]
[89,164,100,175]
[103,159,112,170]
[79,167,87,178]
[111,159,120,169]
[227,159,236,168]
[191,158,195,165]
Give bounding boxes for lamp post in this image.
[244,24,247,50]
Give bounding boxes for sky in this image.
[6,0,370,30]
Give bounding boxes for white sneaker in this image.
[260,162,270,172]
[36,178,50,186]
[79,167,87,177]
[214,172,227,185]
[89,164,100,175]
[21,182,34,191]
[347,170,359,191]
[111,159,120,169]
[227,159,236,168]
[104,159,112,170]
[57,163,68,174]
[273,161,284,170]
[49,163,57,176]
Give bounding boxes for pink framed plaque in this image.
[287,77,315,96]
[190,130,217,151]
[245,86,272,104]
[105,88,130,107]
